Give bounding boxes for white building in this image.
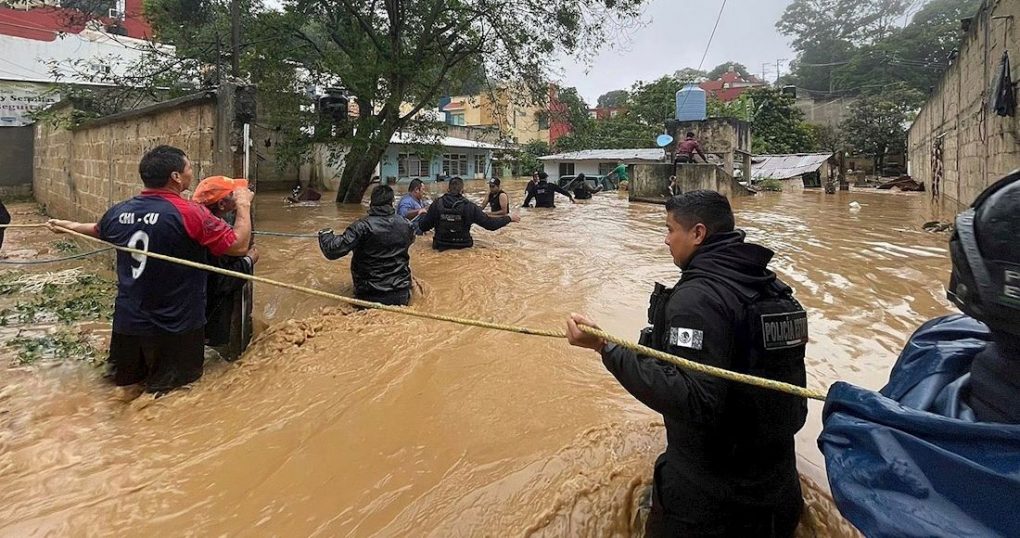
[538,148,666,182]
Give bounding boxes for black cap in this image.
[948,170,1020,336]
[489,177,500,186]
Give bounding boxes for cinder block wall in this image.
[907,0,1020,208]
[34,93,217,222]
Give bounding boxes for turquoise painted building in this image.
[379,132,503,183]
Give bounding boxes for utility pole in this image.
[776,58,787,85]
[761,62,769,82]
[230,0,240,77]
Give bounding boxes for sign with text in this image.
[0,82,60,127]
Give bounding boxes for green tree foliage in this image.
[515,140,550,175]
[596,89,630,108]
[673,67,708,83]
[628,76,684,127]
[706,61,750,80]
[553,113,658,152]
[840,88,918,169]
[707,94,753,121]
[552,86,592,134]
[779,0,981,101]
[743,87,815,154]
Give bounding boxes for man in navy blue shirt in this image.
[48,145,253,394]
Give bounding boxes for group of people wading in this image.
[41,143,1020,537]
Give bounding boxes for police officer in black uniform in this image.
[567,190,807,537]
[417,176,520,251]
[522,172,574,208]
[568,173,603,200]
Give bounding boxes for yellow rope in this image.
[41,224,826,401]
[0,223,48,228]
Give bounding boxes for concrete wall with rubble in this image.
[629,163,751,203]
[907,0,1020,208]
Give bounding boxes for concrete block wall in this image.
[907,0,1020,209]
[34,92,222,222]
[630,163,751,203]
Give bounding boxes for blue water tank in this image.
[675,84,707,121]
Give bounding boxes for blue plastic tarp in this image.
[819,315,1020,538]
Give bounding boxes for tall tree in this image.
[840,90,914,170]
[706,61,750,80]
[628,75,683,127]
[553,113,658,152]
[673,67,708,83]
[744,87,815,154]
[596,89,629,108]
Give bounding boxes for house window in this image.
[443,153,469,176]
[598,163,616,176]
[398,153,430,177]
[537,112,549,130]
[449,113,466,126]
[474,154,487,176]
[558,162,575,177]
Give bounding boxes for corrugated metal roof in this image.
[389,131,505,150]
[539,149,665,162]
[751,153,833,180]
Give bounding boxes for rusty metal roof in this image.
[751,153,833,180]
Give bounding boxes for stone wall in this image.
[907,0,1020,208]
[33,85,260,221]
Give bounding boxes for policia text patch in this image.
[760,311,809,350]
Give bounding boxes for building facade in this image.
[438,85,571,146]
[538,149,665,183]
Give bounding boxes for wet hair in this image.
[408,178,423,192]
[686,132,696,138]
[576,173,586,180]
[139,145,187,188]
[538,172,549,180]
[666,190,735,236]
[448,176,464,195]
[370,185,394,206]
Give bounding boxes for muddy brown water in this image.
[0,182,956,536]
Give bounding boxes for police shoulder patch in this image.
[669,327,704,350]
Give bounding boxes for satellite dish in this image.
[656,134,674,147]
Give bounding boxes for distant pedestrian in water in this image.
[486,177,510,216]
[318,185,415,306]
[397,179,430,226]
[569,173,603,200]
[522,172,574,208]
[417,176,519,251]
[607,163,629,188]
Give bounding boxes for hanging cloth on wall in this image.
[993,50,1016,117]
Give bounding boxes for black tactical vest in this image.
[435,196,470,247]
[641,276,809,450]
[488,190,507,212]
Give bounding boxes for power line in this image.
[676,0,728,117]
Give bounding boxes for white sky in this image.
[553,0,797,104]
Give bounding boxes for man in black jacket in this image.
[417,176,519,251]
[319,185,416,306]
[567,190,807,537]
[522,172,574,207]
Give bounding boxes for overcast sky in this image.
[553,0,796,104]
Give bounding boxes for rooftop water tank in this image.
[675,84,707,121]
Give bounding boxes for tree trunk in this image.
[335,129,395,203]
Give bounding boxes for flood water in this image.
[0,181,957,536]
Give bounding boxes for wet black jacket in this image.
[602,231,804,536]
[319,205,415,297]
[205,254,253,346]
[523,180,573,208]
[417,193,511,250]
